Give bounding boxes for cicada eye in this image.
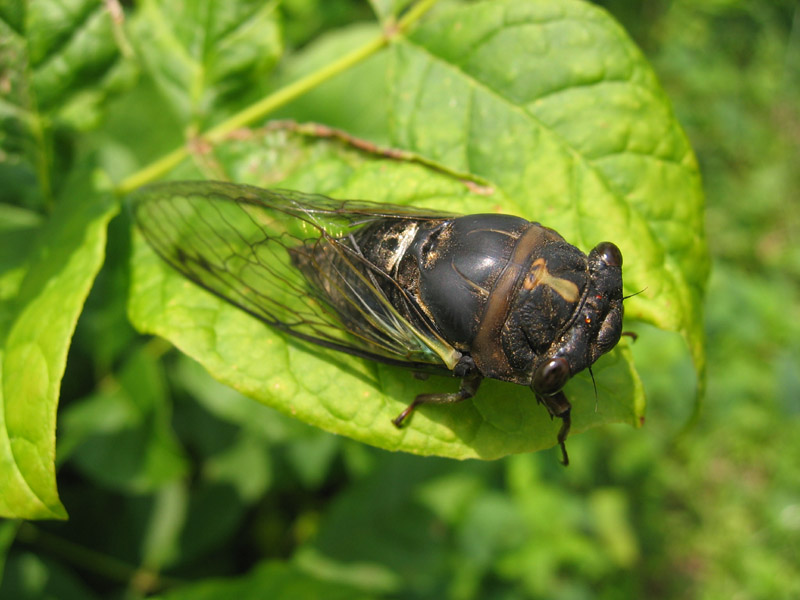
[594,242,623,267]
[533,357,571,395]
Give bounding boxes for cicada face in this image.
[130,181,625,463]
[526,241,624,398]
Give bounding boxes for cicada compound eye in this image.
[594,242,623,268]
[533,357,571,396]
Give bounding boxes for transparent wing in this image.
[129,180,462,370]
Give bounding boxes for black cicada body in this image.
[130,181,624,464]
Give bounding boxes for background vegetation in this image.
[1,0,798,598]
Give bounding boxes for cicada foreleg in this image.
[392,357,482,427]
[535,391,572,466]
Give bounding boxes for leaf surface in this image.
[0,172,117,519]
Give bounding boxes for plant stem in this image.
[397,0,439,31]
[16,523,182,593]
[116,146,187,196]
[203,36,385,144]
[116,0,439,196]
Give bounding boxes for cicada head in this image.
[530,241,624,399]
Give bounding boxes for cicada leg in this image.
[536,390,572,466]
[392,358,482,427]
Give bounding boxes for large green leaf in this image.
[390,0,708,380]
[128,131,644,460]
[126,0,705,461]
[0,171,117,519]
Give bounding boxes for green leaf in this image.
[128,131,643,460]
[25,0,126,113]
[152,561,377,600]
[0,0,131,207]
[171,353,291,441]
[130,0,282,128]
[390,0,709,384]
[0,170,117,520]
[0,204,41,307]
[300,453,455,593]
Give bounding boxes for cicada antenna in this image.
[622,287,647,301]
[588,365,599,412]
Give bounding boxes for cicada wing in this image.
[129,180,459,369]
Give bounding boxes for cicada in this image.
[130,181,625,464]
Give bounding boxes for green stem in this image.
[116,146,187,196]
[16,523,182,593]
[203,36,386,143]
[116,0,439,196]
[397,0,439,30]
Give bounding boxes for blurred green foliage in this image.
[1,0,798,599]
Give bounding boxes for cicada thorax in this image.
[402,215,591,385]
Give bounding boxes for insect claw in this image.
[559,441,570,466]
[557,409,571,466]
[392,403,417,428]
[534,391,572,465]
